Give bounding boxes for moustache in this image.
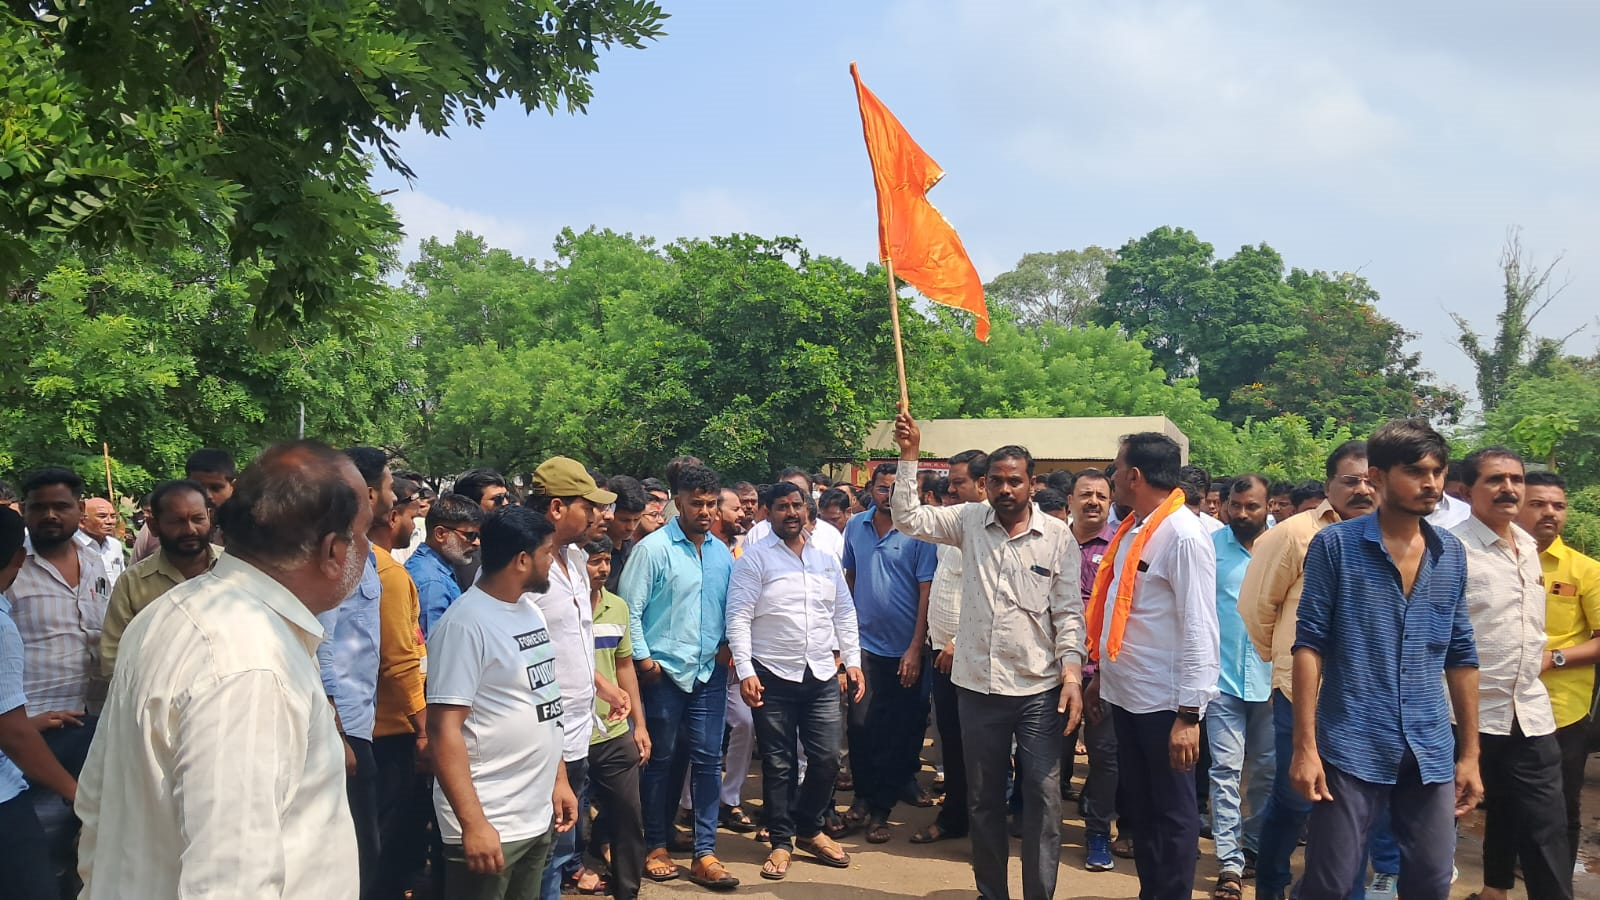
[1494,494,1519,504]
[1347,496,1374,507]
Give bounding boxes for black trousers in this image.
[929,661,968,835]
[0,792,57,900]
[372,734,428,900]
[1556,719,1589,876]
[345,736,380,900]
[751,663,844,849]
[1111,705,1200,900]
[1480,723,1572,900]
[845,650,930,818]
[587,734,645,900]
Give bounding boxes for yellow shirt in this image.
[1539,535,1600,728]
[100,545,222,677]
[374,550,427,738]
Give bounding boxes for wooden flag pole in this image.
[102,442,114,499]
[884,257,910,414]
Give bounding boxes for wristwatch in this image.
[1552,649,1568,668]
[1176,706,1202,724]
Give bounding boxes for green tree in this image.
[0,243,418,497]
[1094,226,1456,427]
[1453,229,1575,411]
[984,246,1114,329]
[907,311,1241,471]
[0,1,666,325]
[1231,270,1464,426]
[1480,356,1600,485]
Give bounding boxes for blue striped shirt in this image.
[1293,512,1477,786]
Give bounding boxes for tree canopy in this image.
[0,0,667,326]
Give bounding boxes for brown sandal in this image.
[687,855,740,891]
[797,834,851,868]
[760,848,792,881]
[644,849,679,882]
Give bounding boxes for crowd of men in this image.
[0,413,1596,900]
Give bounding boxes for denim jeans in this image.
[640,665,727,858]
[750,662,843,850]
[539,757,588,900]
[1206,692,1275,875]
[1255,690,1400,900]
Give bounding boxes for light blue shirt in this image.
[0,597,30,803]
[407,543,461,638]
[315,553,382,741]
[1212,527,1270,703]
[617,517,734,692]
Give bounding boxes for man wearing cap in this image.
[520,458,620,900]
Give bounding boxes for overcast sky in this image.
[375,0,1600,402]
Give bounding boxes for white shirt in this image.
[1095,505,1221,714]
[726,532,861,683]
[525,544,597,762]
[4,540,109,713]
[890,460,1086,697]
[746,518,846,560]
[427,586,563,843]
[1428,493,1473,530]
[1199,512,1226,534]
[76,530,127,585]
[927,542,963,650]
[1451,516,1557,737]
[75,554,357,899]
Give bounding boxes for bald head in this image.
[218,441,372,612]
[82,497,118,540]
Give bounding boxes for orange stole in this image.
[1084,488,1188,662]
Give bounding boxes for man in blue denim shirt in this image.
[407,493,484,639]
[617,465,738,891]
[316,447,390,900]
[1290,419,1483,900]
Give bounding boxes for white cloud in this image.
[386,189,547,261]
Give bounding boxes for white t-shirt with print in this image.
[426,586,564,844]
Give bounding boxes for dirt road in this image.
[637,756,1600,899]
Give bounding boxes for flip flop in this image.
[865,818,892,844]
[796,835,852,868]
[910,823,962,844]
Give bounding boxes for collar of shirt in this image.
[215,553,327,648]
[1544,534,1575,563]
[149,545,223,585]
[1357,507,1449,563]
[978,502,1047,540]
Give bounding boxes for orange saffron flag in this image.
[851,62,989,341]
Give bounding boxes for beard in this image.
[1229,518,1266,544]
[333,542,366,600]
[158,533,208,560]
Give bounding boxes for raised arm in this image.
[889,413,965,546]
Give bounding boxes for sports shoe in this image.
[1366,873,1398,899]
[1085,832,1114,871]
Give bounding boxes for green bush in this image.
[1566,485,1600,557]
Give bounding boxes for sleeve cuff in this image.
[734,660,756,681]
[843,651,862,669]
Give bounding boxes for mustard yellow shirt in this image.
[1539,535,1600,728]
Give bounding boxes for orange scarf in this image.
[1084,488,1187,663]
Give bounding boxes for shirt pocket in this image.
[1544,592,1581,642]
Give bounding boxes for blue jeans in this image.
[1206,692,1275,875]
[640,666,727,858]
[538,757,588,900]
[1256,691,1401,900]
